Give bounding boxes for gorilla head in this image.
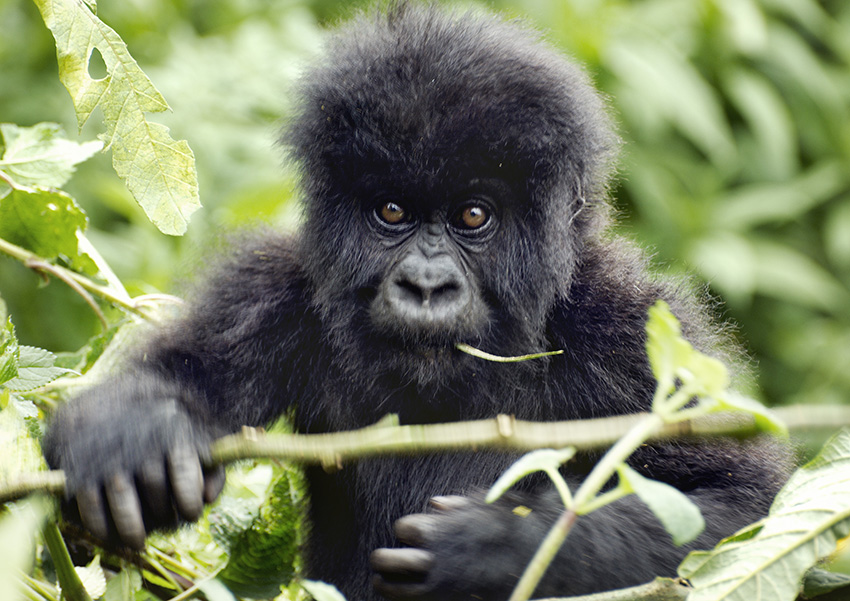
[286,5,619,379]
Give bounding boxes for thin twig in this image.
[0,236,147,319]
[25,258,108,330]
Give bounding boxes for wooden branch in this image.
[3,405,849,504]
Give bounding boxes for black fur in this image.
[44,4,791,600]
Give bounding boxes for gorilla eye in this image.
[452,204,491,231]
[377,202,409,225]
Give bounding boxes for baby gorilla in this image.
[44,4,791,600]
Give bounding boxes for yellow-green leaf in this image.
[33,0,200,235]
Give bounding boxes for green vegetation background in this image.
[1,0,848,411]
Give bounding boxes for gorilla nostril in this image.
[395,278,426,305]
[431,282,462,306]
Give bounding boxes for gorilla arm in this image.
[43,237,314,548]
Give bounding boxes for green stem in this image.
[575,481,630,515]
[546,467,574,508]
[43,522,92,601]
[573,414,664,511]
[508,510,577,601]
[0,236,146,318]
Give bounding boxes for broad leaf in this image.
[679,428,850,601]
[3,345,76,392]
[0,122,102,189]
[801,568,850,599]
[217,467,304,598]
[0,186,97,274]
[74,556,107,600]
[33,0,201,235]
[103,569,142,601]
[617,464,705,546]
[715,392,787,436]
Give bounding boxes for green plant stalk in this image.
[573,413,664,511]
[0,236,144,318]
[545,467,574,507]
[42,521,92,601]
[20,574,59,601]
[507,509,577,601]
[456,343,565,362]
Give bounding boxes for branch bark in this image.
[3,404,849,505]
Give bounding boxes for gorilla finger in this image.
[167,445,204,520]
[203,465,226,503]
[429,495,470,512]
[105,472,146,549]
[77,485,109,542]
[370,548,434,576]
[138,459,171,520]
[372,574,432,601]
[394,514,438,547]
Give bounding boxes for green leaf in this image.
[0,123,102,189]
[0,186,98,274]
[646,301,730,407]
[0,498,51,601]
[103,569,142,601]
[217,467,305,598]
[33,0,201,235]
[606,36,736,169]
[3,345,76,392]
[198,579,238,601]
[679,429,850,601]
[715,392,788,436]
[617,465,705,546]
[0,317,18,387]
[801,568,850,599]
[74,556,107,600]
[485,447,575,504]
[302,580,349,601]
[645,300,688,395]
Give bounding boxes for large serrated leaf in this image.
[217,467,305,598]
[3,345,76,392]
[33,0,200,235]
[0,123,102,189]
[0,186,98,274]
[679,428,850,601]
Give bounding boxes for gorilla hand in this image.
[371,495,553,601]
[43,377,225,549]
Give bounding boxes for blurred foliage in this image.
[0,0,847,391]
[486,0,850,410]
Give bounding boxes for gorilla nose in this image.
[385,256,472,325]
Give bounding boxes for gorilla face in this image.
[367,178,512,345]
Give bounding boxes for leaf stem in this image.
[507,509,577,601]
[43,521,92,601]
[573,414,664,511]
[0,236,146,318]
